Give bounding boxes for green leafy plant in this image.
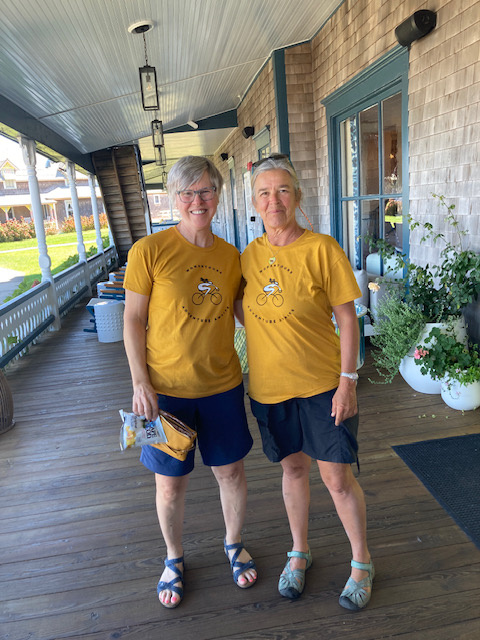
[365,194,480,322]
[369,293,426,384]
[414,326,480,386]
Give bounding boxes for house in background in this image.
[146,189,179,226]
[0,156,104,229]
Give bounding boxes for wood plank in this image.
[1,306,479,640]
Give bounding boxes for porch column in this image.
[18,136,61,329]
[88,173,107,273]
[66,161,87,262]
[66,161,92,296]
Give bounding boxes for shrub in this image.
[0,218,36,242]
[369,293,426,384]
[0,212,108,241]
[60,213,108,233]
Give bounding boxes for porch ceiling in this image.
[0,0,343,177]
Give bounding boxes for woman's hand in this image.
[132,381,159,421]
[331,379,358,426]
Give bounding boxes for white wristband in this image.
[340,372,359,381]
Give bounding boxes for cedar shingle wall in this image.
[215,62,277,251]
[211,0,480,337]
[309,0,480,336]
[285,44,319,232]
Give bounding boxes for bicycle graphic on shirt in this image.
[256,279,284,307]
[192,277,222,305]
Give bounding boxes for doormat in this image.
[393,433,480,549]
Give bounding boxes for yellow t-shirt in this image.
[124,226,243,398]
[241,230,361,403]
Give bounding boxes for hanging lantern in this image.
[154,145,166,167]
[151,119,164,147]
[139,65,159,110]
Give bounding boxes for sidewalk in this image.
[0,267,25,303]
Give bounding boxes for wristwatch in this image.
[340,372,359,381]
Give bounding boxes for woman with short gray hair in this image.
[123,155,257,609]
[241,154,373,610]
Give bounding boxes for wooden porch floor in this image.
[1,305,480,640]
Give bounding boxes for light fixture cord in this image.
[143,32,149,66]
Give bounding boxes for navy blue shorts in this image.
[140,382,253,477]
[250,388,359,464]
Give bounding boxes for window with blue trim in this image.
[324,47,409,276]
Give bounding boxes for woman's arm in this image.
[123,289,159,421]
[234,299,244,326]
[330,300,359,426]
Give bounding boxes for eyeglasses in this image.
[251,153,291,170]
[176,186,217,203]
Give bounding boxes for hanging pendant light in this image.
[128,21,159,110]
[151,119,164,147]
[139,31,159,110]
[154,145,166,167]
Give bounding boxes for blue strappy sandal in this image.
[339,559,374,611]
[224,539,257,588]
[278,549,312,599]
[157,556,184,609]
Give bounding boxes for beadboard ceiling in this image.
[0,0,343,176]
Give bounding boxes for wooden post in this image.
[67,161,92,296]
[18,136,61,330]
[88,173,107,274]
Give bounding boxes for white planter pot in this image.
[441,377,480,411]
[399,353,442,394]
[399,319,468,395]
[354,270,369,308]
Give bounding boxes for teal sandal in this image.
[278,548,312,599]
[224,539,257,588]
[157,556,184,609]
[339,559,374,611]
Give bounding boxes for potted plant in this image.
[366,194,480,392]
[368,292,426,384]
[367,194,480,323]
[406,195,480,322]
[414,326,480,411]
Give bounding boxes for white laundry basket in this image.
[94,300,124,343]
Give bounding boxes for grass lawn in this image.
[0,230,110,274]
[0,229,111,301]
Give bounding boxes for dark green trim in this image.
[324,47,409,243]
[166,110,237,133]
[272,50,290,155]
[0,94,94,173]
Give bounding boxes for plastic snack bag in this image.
[119,410,167,451]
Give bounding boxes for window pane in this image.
[359,105,379,195]
[384,198,403,252]
[340,116,357,197]
[382,93,402,194]
[361,200,380,272]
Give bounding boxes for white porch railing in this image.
[0,246,118,368]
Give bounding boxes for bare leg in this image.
[317,461,371,587]
[211,460,257,586]
[155,472,189,606]
[280,452,312,576]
